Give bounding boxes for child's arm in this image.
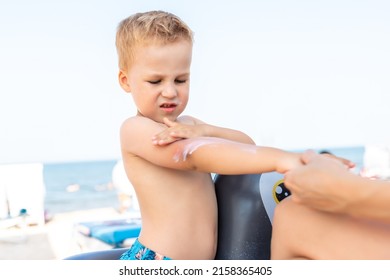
[172,137,302,174]
[121,116,301,175]
[152,117,255,145]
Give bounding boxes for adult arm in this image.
[284,150,390,224]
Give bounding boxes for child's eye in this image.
[175,79,186,84]
[148,80,161,84]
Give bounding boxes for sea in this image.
[43,159,120,215]
[42,146,366,216]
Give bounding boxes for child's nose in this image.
[161,84,177,98]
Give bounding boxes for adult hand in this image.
[284,150,354,213]
[320,152,356,169]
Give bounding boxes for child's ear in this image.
[118,70,131,92]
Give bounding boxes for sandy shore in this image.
[0,207,132,260]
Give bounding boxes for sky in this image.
[1,0,389,164]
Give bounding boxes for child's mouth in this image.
[160,103,177,112]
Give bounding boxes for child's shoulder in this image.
[120,116,164,154]
[120,116,165,141]
[122,115,152,125]
[177,115,204,125]
[121,115,162,131]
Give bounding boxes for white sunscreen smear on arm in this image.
[173,137,257,162]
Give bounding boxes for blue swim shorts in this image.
[119,238,172,260]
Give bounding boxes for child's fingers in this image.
[152,132,183,145]
[163,117,177,127]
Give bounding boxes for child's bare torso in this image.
[122,152,218,260]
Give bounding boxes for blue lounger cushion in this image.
[76,219,141,247]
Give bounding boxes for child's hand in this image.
[152,118,206,145]
[276,152,304,174]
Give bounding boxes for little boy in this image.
[116,10,302,260]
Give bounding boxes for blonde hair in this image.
[116,10,194,70]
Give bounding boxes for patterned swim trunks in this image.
[119,239,172,260]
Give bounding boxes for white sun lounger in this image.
[0,163,46,227]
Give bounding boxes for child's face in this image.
[119,39,192,123]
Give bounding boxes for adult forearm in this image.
[345,176,390,224]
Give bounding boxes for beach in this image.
[0,159,142,260]
[0,207,129,260]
